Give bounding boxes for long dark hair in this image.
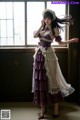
[43,11,73,35]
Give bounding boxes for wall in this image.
[0,49,68,101]
[68,3,80,102]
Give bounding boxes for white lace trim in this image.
[32,46,75,97]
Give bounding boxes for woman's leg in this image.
[41,104,46,114]
[53,103,59,115]
[38,104,46,119]
[53,103,59,117]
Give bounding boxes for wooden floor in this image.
[0,102,80,120]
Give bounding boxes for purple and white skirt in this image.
[32,46,75,106]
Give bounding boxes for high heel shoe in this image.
[38,108,47,119]
[38,114,45,119]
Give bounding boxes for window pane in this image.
[0,3,6,19]
[27,2,44,45]
[6,2,13,19]
[7,20,13,37]
[14,2,25,45]
[47,2,66,45]
[1,20,6,37]
[0,38,6,46]
[0,2,25,46]
[7,38,13,45]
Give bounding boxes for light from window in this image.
[47,2,66,45]
[27,2,66,46]
[0,1,66,47]
[0,2,25,46]
[27,2,44,45]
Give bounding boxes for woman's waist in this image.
[38,40,51,48]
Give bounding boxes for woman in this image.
[32,9,78,119]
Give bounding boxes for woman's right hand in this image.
[41,19,45,26]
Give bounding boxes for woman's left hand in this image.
[72,38,79,43]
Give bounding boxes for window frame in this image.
[0,0,69,49]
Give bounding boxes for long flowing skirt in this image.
[32,46,75,105]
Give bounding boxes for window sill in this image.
[0,46,68,53]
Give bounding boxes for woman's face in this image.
[44,17,51,26]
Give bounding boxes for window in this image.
[0,1,67,47]
[0,2,25,46]
[27,2,44,45]
[47,2,66,46]
[27,1,66,46]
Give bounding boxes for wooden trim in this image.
[67,44,70,82]
[0,47,68,53]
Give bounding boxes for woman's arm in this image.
[54,27,79,44]
[33,25,43,38]
[33,19,45,38]
[58,38,79,45]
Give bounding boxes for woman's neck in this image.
[45,25,51,30]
